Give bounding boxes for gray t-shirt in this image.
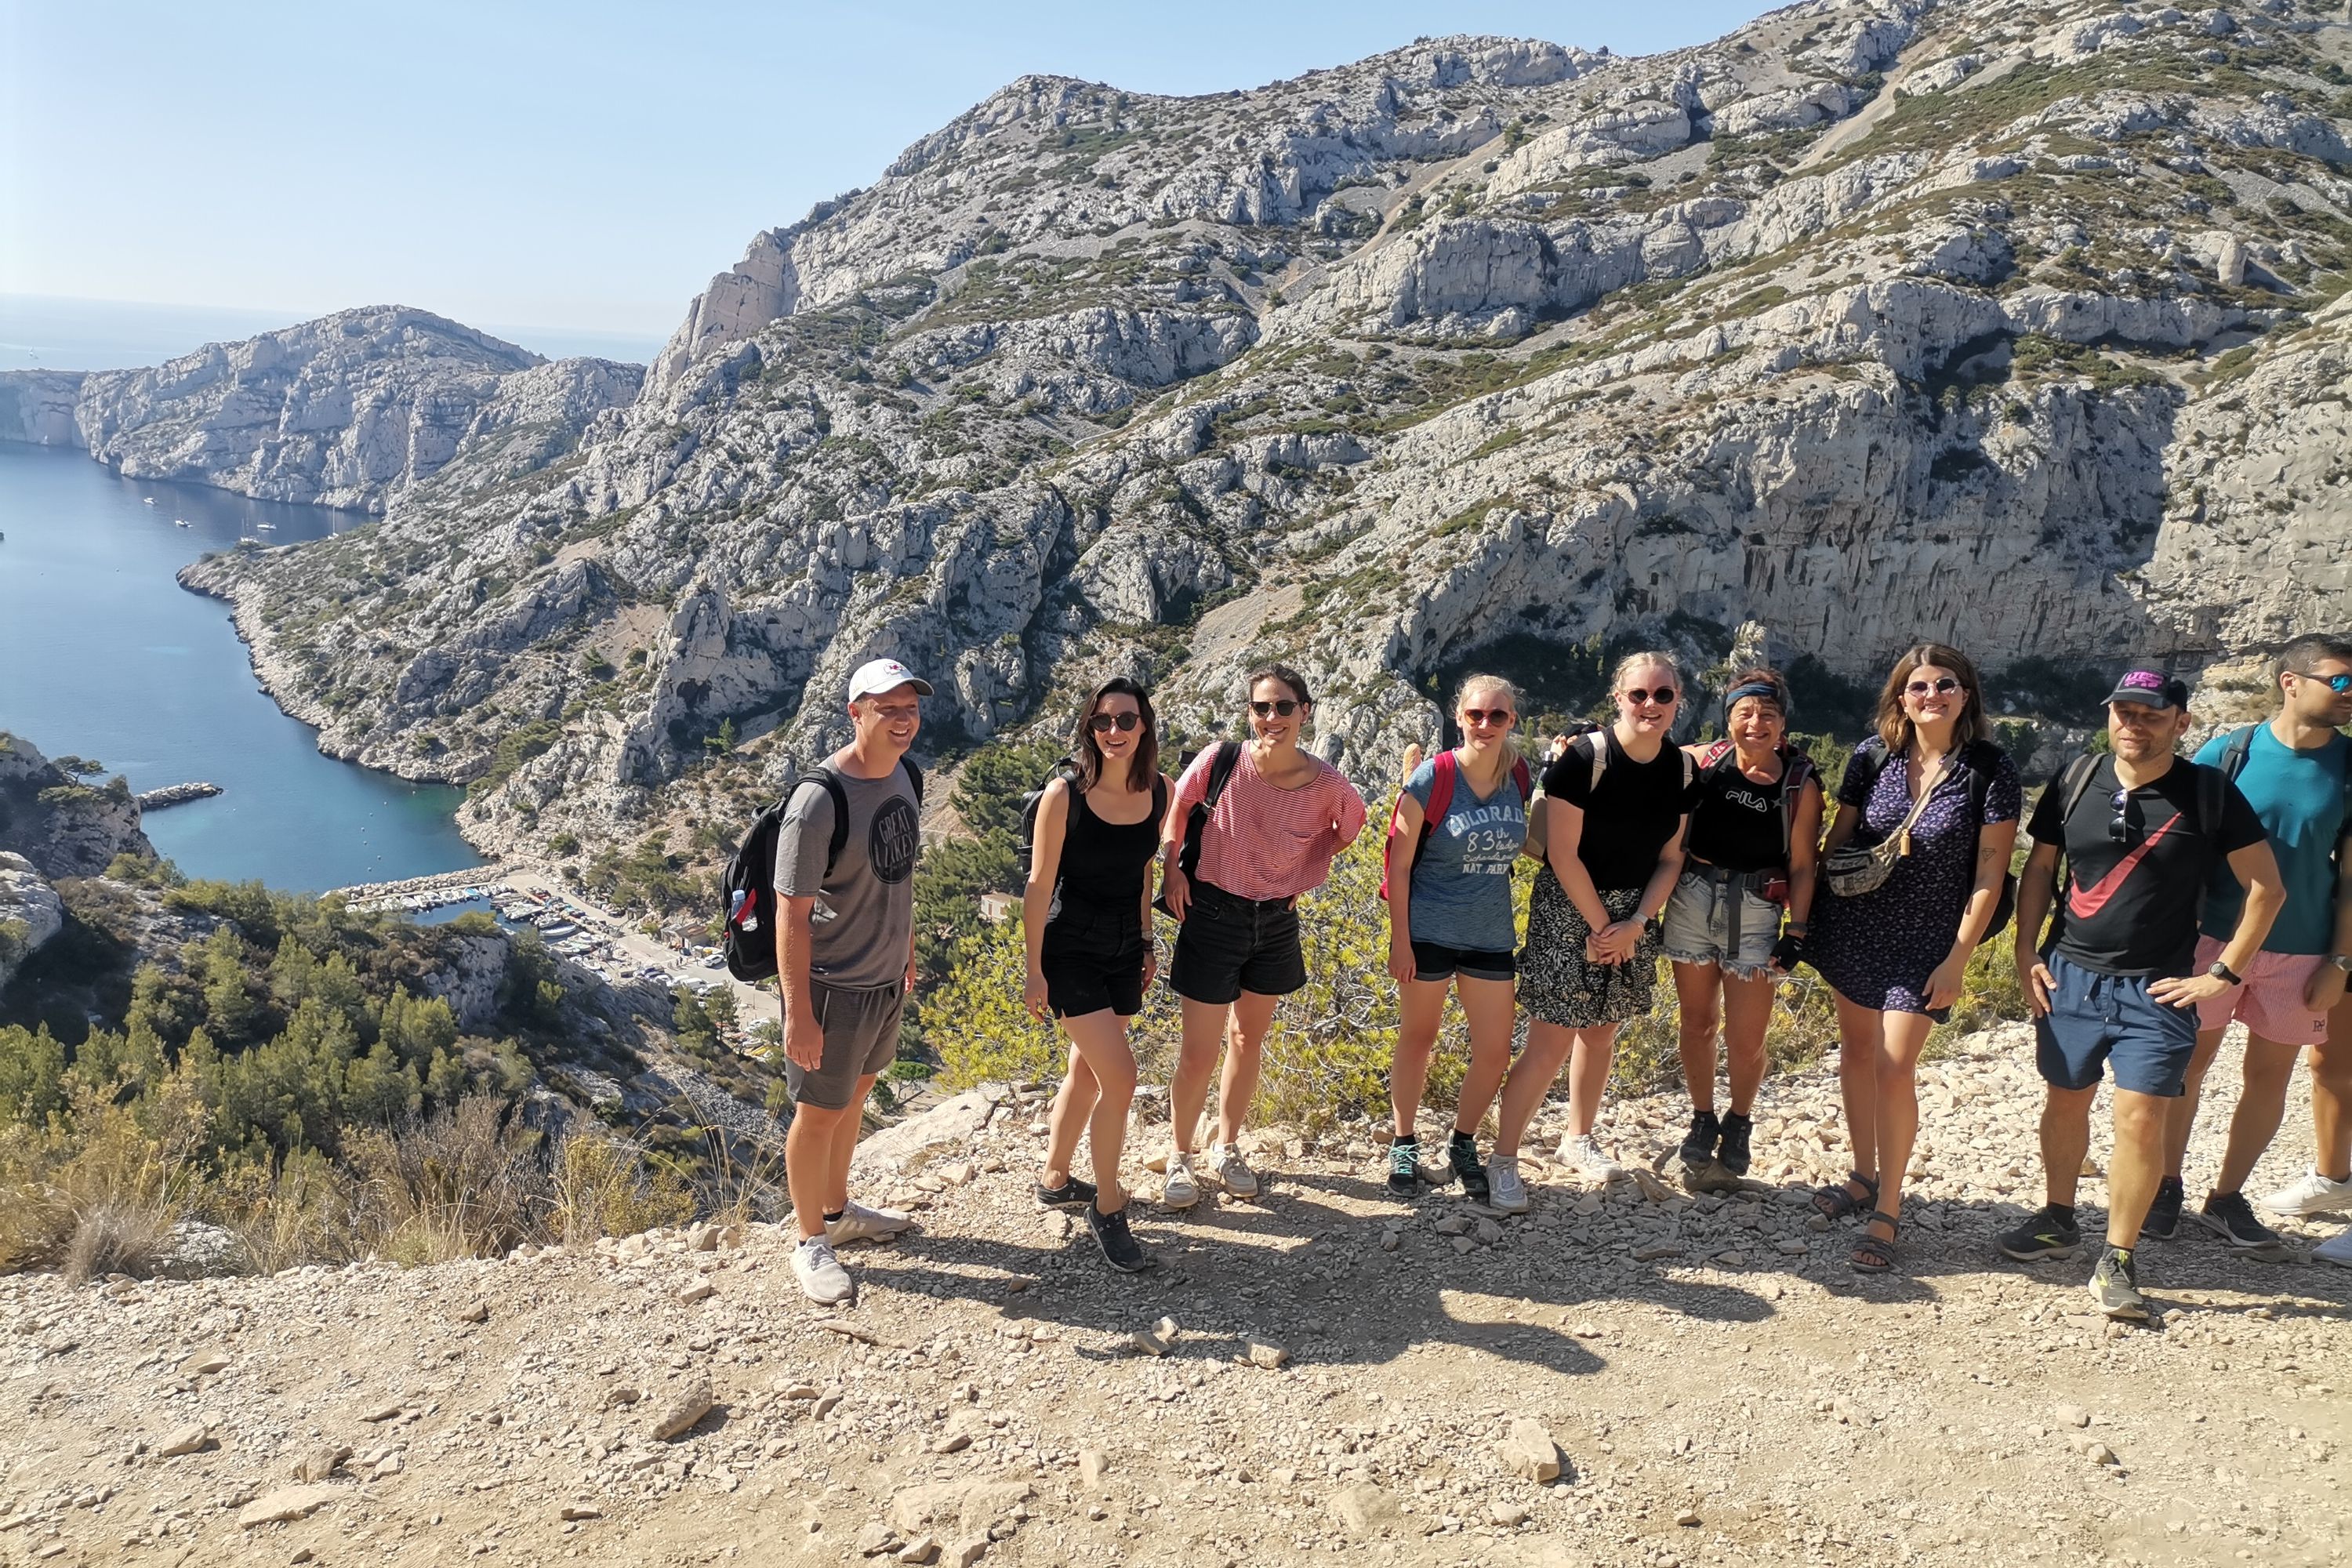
[771,761,920,989]
[1401,753,1526,953]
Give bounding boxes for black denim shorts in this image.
[1041,903,1149,1019]
[1168,880,1306,1004]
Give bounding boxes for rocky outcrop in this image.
[0,370,86,445]
[0,851,64,993]
[0,733,154,881]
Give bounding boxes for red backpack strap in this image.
[1510,757,1533,801]
[1423,748,1458,831]
[1700,739,1736,771]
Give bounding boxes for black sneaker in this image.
[1036,1175,1098,1210]
[1679,1109,1722,1171]
[1386,1138,1422,1199]
[2143,1175,2184,1240]
[2088,1245,2148,1322]
[1717,1112,1754,1178]
[2194,1190,2287,1257]
[1996,1204,2082,1261]
[1447,1131,1490,1204]
[1086,1202,1156,1272]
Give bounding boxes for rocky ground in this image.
[3,1025,2345,1568]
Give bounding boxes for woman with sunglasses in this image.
[1490,652,1695,1194]
[1381,675,1532,1203]
[1022,677,1171,1272]
[1160,664,1367,1207]
[1807,644,2020,1272]
[1664,667,1824,1185]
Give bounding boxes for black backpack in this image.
[1152,740,1241,916]
[1846,735,2018,938]
[720,758,925,983]
[1015,760,1083,886]
[2043,749,2227,914]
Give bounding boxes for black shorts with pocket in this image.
[1041,902,1149,1018]
[1410,941,1516,983]
[1169,879,1306,1004]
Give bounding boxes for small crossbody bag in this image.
[1823,753,1957,899]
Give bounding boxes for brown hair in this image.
[1245,662,1312,708]
[1074,676,1159,793]
[1874,643,1986,754]
[1722,666,1791,720]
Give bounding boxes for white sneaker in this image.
[2315,1229,2352,1268]
[826,1200,914,1247]
[1559,1133,1624,1181]
[1487,1155,1530,1214]
[1210,1143,1259,1197]
[2259,1168,2352,1218]
[1162,1150,1201,1210]
[792,1237,855,1305]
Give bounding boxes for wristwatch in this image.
[2207,960,2243,987]
[2330,954,2352,976]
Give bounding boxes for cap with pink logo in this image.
[2101,668,2187,711]
[847,658,933,703]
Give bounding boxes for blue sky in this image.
[5,2,1781,343]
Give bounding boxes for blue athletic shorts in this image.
[2034,950,2198,1098]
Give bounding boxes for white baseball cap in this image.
[847,658,933,702]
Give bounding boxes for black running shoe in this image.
[1036,1175,1098,1210]
[1717,1112,1754,1178]
[1086,1202,1156,1272]
[2194,1190,2287,1257]
[2143,1175,2184,1241]
[1996,1204,2082,1261]
[1447,1131,1490,1203]
[1679,1109,1722,1171]
[2088,1245,2147,1321]
[1386,1138,1421,1199]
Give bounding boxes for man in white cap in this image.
[777,657,931,1304]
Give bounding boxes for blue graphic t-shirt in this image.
[2194,724,2351,954]
[1400,753,1527,953]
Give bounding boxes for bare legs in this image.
[2316,995,2352,1183]
[1171,991,1280,1152]
[1830,996,1933,1218]
[1388,975,1515,1140]
[785,1073,879,1238]
[1494,1019,1622,1158]
[2169,1029,2304,1194]
[1674,961,1777,1116]
[2042,1083,2168,1248]
[1041,1010,1138,1212]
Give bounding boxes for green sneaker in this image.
[1386,1138,1421,1199]
[2088,1246,2149,1322]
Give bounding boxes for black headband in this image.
[1723,681,1783,712]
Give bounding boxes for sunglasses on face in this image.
[2296,671,2352,694]
[1906,677,1963,697]
[1087,712,1141,734]
[1463,708,1515,727]
[2107,787,2134,844]
[1622,688,1678,706]
[1250,699,1301,717]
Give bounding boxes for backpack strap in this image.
[1581,731,1608,796]
[2198,758,2225,846]
[1846,735,1890,804]
[903,757,925,806]
[1699,739,1737,773]
[800,768,852,880]
[1778,748,1817,862]
[1204,740,1242,810]
[1423,749,1459,833]
[2217,724,2259,782]
[1510,756,1534,802]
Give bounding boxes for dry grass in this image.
[0,1083,208,1280]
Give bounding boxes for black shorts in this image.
[1041,906,1148,1019]
[1169,880,1305,1004]
[1410,941,1516,983]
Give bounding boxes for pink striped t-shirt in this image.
[1174,743,1367,902]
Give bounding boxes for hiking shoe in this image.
[1559,1133,1624,1181]
[1486,1154,1530,1215]
[792,1237,855,1305]
[1210,1143,1259,1198]
[1447,1131,1490,1204]
[1678,1109,1722,1171]
[1996,1204,2082,1261]
[2143,1176,2184,1241]
[825,1200,914,1247]
[2260,1168,2352,1218]
[1086,1202,1156,1273]
[1162,1150,1200,1210]
[1036,1175,1098,1210]
[2088,1246,2149,1322]
[2194,1190,2288,1258]
[1717,1112,1754,1178]
[1386,1138,1423,1199]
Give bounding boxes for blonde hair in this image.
[1451,672,1522,713]
[1611,651,1682,695]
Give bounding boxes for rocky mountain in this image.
[149,0,2352,875]
[0,306,642,514]
[0,733,154,990]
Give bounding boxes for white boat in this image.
[256,523,277,531]
[143,497,155,505]
[174,520,191,528]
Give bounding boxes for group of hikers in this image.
[750,637,2352,1324]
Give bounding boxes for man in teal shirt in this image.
[2158,633,2352,1254]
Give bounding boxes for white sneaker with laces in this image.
[1487,1154,1530,1214]
[792,1237,855,1305]
[826,1200,914,1246]
[1210,1143,1259,1197]
[1162,1149,1201,1209]
[2315,1229,2352,1268]
[2259,1168,2352,1218]
[1559,1133,1624,1181]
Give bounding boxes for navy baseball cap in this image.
[2103,668,2188,710]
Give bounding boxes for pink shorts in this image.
[2192,937,2329,1047]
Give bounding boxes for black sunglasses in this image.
[1087,712,1141,734]
[1906,677,1963,696]
[1623,688,1677,706]
[2107,787,2133,844]
[1250,699,1301,717]
[1463,707,1515,727]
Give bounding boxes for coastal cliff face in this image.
[176,0,2352,869]
[0,307,643,514]
[0,733,157,993]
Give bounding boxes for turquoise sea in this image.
[0,444,482,892]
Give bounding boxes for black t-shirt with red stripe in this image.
[2024,753,2265,978]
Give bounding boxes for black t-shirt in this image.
[1684,753,1788,873]
[2024,754,2266,977]
[1540,730,1693,891]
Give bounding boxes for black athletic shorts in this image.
[1169,880,1305,1004]
[1410,941,1516,983]
[1040,905,1149,1019]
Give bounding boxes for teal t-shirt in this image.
[1400,753,1526,953]
[2194,724,2351,954]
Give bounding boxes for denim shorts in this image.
[2034,950,2199,1098]
[1661,866,1780,980]
[1169,880,1305,1004]
[1041,903,1149,1018]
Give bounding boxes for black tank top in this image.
[1054,779,1167,913]
[1684,754,1788,873]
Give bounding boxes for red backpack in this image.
[1378,749,1534,901]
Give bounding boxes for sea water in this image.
[0,443,481,892]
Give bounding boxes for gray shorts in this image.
[1661,868,1780,981]
[785,981,905,1110]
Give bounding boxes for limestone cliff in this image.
[173,0,2352,877]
